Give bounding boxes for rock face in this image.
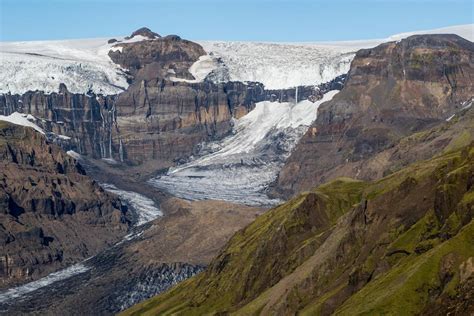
[0,121,130,289]
[0,87,119,162]
[273,34,474,198]
[123,140,474,315]
[109,33,204,81]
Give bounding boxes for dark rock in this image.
[127,27,161,40]
[0,122,130,289]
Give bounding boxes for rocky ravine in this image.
[273,34,474,198]
[0,121,130,289]
[0,195,264,315]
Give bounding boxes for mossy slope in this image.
[123,143,474,315]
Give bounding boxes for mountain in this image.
[272,34,474,198]
[122,136,474,315]
[0,119,130,289]
[0,25,473,315]
[120,31,474,315]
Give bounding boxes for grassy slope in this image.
[123,143,474,315]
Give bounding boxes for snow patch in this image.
[169,55,219,83]
[0,112,72,141]
[0,112,45,134]
[66,150,81,159]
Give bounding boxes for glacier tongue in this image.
[101,183,162,226]
[149,90,339,206]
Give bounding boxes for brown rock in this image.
[273,34,474,198]
[0,122,130,289]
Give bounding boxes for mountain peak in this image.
[127,27,161,40]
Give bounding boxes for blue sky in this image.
[1,0,472,42]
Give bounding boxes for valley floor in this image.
[0,159,266,314]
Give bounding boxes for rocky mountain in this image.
[273,34,474,198]
[120,32,474,315]
[0,121,130,289]
[123,138,474,315]
[1,25,473,315]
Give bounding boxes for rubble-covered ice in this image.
[101,183,162,225]
[0,263,90,304]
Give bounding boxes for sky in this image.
[0,0,472,42]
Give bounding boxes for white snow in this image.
[0,262,89,304]
[101,183,162,225]
[149,90,338,205]
[169,55,219,83]
[197,41,358,89]
[0,38,130,95]
[0,112,44,134]
[386,24,473,42]
[66,150,82,159]
[175,24,471,89]
[0,112,72,141]
[446,114,456,121]
[0,24,471,94]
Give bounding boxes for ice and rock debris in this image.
[149,90,339,206]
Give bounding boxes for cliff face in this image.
[0,122,130,289]
[123,141,474,316]
[273,34,474,198]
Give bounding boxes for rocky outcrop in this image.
[273,34,474,198]
[0,122,130,289]
[109,32,205,81]
[122,141,474,315]
[126,27,161,40]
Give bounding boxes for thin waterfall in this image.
[119,139,124,162]
[109,130,112,158]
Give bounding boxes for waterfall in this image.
[119,139,124,162]
[109,130,112,158]
[295,86,298,104]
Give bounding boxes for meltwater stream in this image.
[0,185,161,306]
[149,90,339,206]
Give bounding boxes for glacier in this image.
[101,183,162,225]
[0,262,90,304]
[0,24,471,95]
[149,90,339,206]
[0,37,132,95]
